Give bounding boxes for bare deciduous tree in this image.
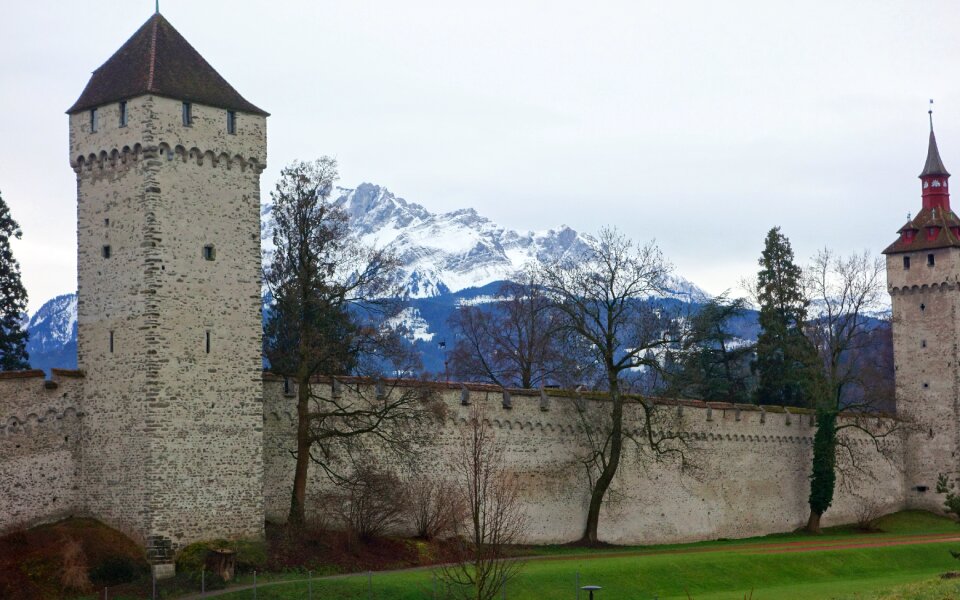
[803,248,898,533]
[334,463,408,542]
[448,278,579,388]
[440,407,527,600]
[407,476,464,540]
[538,227,688,544]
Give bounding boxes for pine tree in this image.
[0,190,29,371]
[752,227,816,407]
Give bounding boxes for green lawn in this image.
[211,540,960,599]
[85,511,960,599]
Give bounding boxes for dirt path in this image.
[178,532,960,599]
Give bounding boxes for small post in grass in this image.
[201,566,205,595]
[152,569,157,599]
[308,570,312,600]
[581,585,602,600]
[432,572,437,599]
[253,570,257,600]
[501,574,506,599]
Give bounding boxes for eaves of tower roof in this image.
[883,206,960,254]
[67,13,268,116]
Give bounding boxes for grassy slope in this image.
[207,512,960,600]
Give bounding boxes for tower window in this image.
[205,331,211,354]
[102,245,111,258]
[922,339,927,348]
[104,218,110,227]
[928,253,936,266]
[203,245,216,261]
[924,382,930,389]
[903,256,910,270]
[921,303,926,312]
[109,331,114,354]
[119,101,127,127]
[227,110,237,135]
[90,108,98,132]
[182,102,192,126]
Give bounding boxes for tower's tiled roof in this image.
[67,14,268,116]
[883,206,960,254]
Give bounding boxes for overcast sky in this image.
[3,1,960,313]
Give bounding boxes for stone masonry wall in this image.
[886,247,960,513]
[0,370,85,532]
[71,94,267,561]
[263,378,906,545]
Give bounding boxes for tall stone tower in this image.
[67,13,268,571]
[884,114,960,512]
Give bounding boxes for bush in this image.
[336,465,407,542]
[407,477,465,540]
[88,555,146,586]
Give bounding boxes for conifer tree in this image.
[0,190,29,371]
[752,227,817,407]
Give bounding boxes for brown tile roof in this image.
[883,206,960,253]
[67,14,268,116]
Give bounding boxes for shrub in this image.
[88,555,146,586]
[336,465,407,542]
[407,477,465,540]
[59,538,91,593]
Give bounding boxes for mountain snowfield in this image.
[25,182,711,373]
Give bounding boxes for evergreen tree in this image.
[807,407,837,533]
[666,297,755,403]
[0,190,29,371]
[752,227,817,407]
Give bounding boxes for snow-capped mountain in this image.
[25,182,709,373]
[331,183,595,297]
[25,294,78,372]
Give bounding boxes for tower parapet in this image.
[68,13,267,575]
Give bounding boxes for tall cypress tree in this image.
[0,190,29,371]
[753,227,816,407]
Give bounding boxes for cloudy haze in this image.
[3,1,960,312]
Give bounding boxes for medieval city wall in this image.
[0,370,85,533]
[263,378,907,545]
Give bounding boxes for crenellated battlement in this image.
[71,142,264,173]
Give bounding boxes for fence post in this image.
[253,570,257,600]
[501,574,506,599]
[309,570,312,600]
[201,567,205,596]
[433,572,437,599]
[153,569,157,599]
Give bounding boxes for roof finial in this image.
[930,98,935,131]
[155,0,159,14]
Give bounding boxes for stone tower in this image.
[884,114,960,512]
[67,13,268,572]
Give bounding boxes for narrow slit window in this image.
[227,110,237,135]
[109,331,114,354]
[102,245,111,259]
[921,303,926,312]
[118,101,127,127]
[922,339,927,348]
[203,245,215,261]
[903,256,911,270]
[928,253,936,266]
[90,108,98,132]
[104,218,110,227]
[182,102,192,126]
[205,331,211,354]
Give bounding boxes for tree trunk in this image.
[580,378,624,544]
[806,510,822,534]
[288,375,312,526]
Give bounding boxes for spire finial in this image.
[155,0,159,14]
[930,99,935,131]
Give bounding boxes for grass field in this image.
[191,511,960,600]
